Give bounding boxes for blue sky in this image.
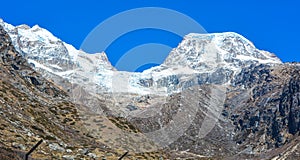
[1,0,299,71]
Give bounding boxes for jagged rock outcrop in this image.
[228,64,300,156]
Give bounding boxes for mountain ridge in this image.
[0,18,282,71]
[0,19,283,97]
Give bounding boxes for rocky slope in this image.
[0,24,170,159]
[228,63,300,159]
[0,23,110,159]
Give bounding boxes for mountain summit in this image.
[164,32,281,70]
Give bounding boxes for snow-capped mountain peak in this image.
[0,19,114,79]
[164,32,282,72]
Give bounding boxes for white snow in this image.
[49,64,63,70]
[236,54,281,64]
[63,42,78,61]
[30,25,59,42]
[28,59,54,74]
[55,70,75,77]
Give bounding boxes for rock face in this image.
[127,64,300,159]
[1,19,300,159]
[228,64,300,156]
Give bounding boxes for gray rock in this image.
[87,153,97,159]
[49,143,65,152]
[62,155,75,160]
